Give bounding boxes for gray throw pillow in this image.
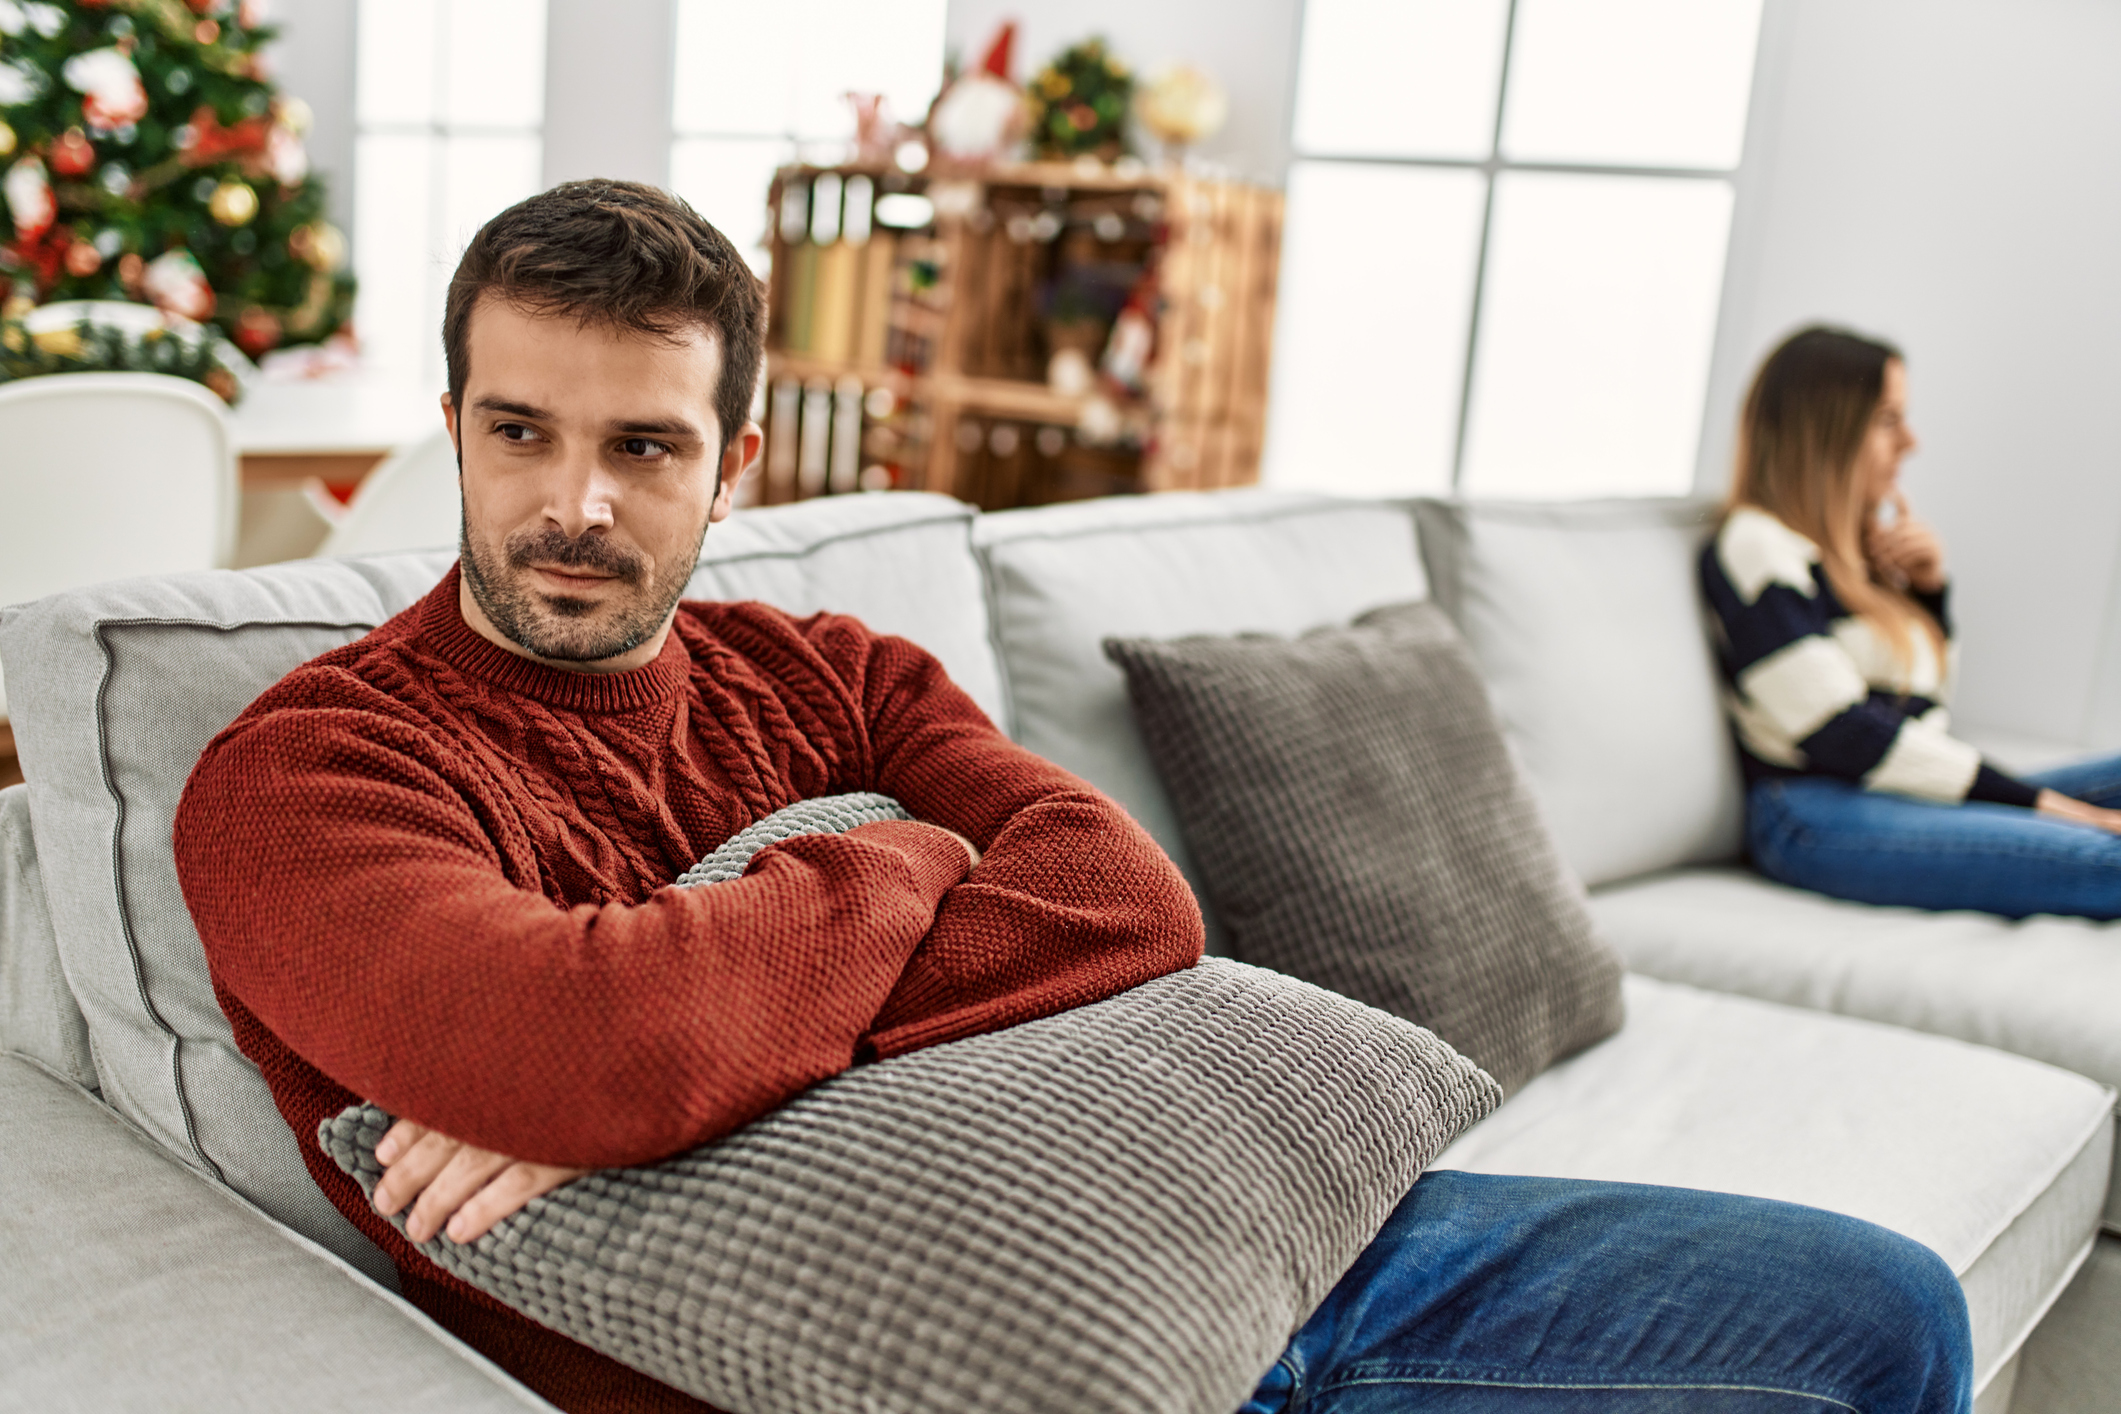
[320,795,1502,1414]
[1103,601,1624,1094]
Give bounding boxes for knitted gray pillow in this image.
[320,795,1501,1414]
[1104,601,1625,1095]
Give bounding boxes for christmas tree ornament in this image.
[0,122,15,158]
[287,219,344,270]
[4,155,53,241]
[233,301,278,354]
[266,123,305,184]
[62,47,149,133]
[115,250,143,289]
[142,247,214,320]
[208,178,256,225]
[193,18,218,44]
[49,127,95,177]
[1136,65,1227,156]
[926,23,1025,165]
[22,3,65,39]
[1027,38,1134,161]
[64,239,100,276]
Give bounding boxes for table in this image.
[231,372,442,495]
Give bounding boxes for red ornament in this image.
[234,304,282,355]
[65,241,103,277]
[50,129,97,178]
[180,105,271,168]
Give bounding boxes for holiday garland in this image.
[0,305,247,398]
[0,0,353,365]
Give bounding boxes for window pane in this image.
[440,134,542,254]
[356,0,438,126]
[1460,173,1733,499]
[1502,0,1762,170]
[1291,0,1510,160]
[1262,161,1487,496]
[353,133,438,381]
[671,137,788,273]
[792,0,947,142]
[443,0,546,129]
[672,0,798,136]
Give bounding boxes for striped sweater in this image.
[1700,506,2036,808]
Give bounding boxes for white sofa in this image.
[1,489,2114,1412]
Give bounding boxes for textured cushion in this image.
[975,490,1428,941]
[1590,864,2121,1231]
[1435,975,2115,1400]
[1411,498,1744,887]
[1104,601,1624,1094]
[1,785,95,1091]
[0,493,998,1280]
[322,957,1501,1414]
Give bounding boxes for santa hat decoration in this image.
[980,22,1016,80]
[926,22,1025,164]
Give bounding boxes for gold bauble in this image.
[208,179,258,227]
[294,220,346,271]
[0,122,15,159]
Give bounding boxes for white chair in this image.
[317,428,460,558]
[0,372,238,716]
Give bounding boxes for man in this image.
[177,181,1973,1414]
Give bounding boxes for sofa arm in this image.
[0,1054,555,1412]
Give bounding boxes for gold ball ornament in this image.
[289,220,345,271]
[1136,65,1229,148]
[0,122,15,159]
[209,179,258,226]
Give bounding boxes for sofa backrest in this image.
[0,492,995,1277]
[1411,498,1744,888]
[975,491,1430,939]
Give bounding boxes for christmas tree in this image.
[0,0,353,392]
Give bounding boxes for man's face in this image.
[445,297,754,667]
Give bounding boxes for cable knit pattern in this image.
[173,565,1204,1414]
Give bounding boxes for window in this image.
[1264,0,1763,498]
[352,0,546,387]
[668,0,946,274]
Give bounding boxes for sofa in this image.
[1,487,2114,1412]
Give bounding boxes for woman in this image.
[1702,325,2121,919]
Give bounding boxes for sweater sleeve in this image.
[174,706,972,1169]
[813,624,1206,1058]
[1703,527,2022,807]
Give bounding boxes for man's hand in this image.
[372,1118,589,1244]
[1866,491,1948,594]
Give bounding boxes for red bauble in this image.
[234,304,282,355]
[50,129,96,178]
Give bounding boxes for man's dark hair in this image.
[444,179,766,455]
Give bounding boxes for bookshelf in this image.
[755,161,1283,511]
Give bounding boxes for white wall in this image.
[944,0,1304,182]
[265,0,359,237]
[1701,0,2121,747]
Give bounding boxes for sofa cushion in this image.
[1105,602,1622,1094]
[1,785,95,1091]
[322,957,1501,1414]
[1434,975,2115,1401]
[0,493,998,1279]
[975,490,1428,939]
[1411,498,1743,887]
[1590,865,2121,1231]
[0,1054,554,1413]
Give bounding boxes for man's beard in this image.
[460,516,708,664]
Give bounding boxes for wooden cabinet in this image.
[756,162,1282,510]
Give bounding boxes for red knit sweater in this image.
[174,566,1203,1413]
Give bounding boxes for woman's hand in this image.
[372,1119,590,1244]
[2035,789,2121,836]
[1866,491,1948,593]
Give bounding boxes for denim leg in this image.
[1242,1171,1970,1414]
[2021,750,2121,809]
[1747,777,2121,919]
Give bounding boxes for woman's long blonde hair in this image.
[1726,326,1944,669]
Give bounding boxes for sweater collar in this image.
[416,563,691,713]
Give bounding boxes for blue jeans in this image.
[1244,1171,1970,1413]
[1748,753,2121,919]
